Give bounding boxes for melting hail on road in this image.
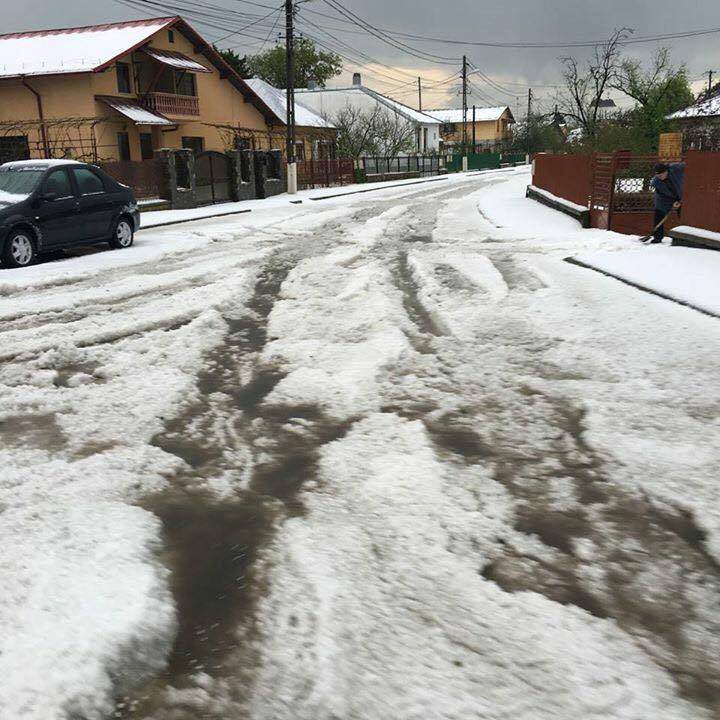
[1,170,719,720]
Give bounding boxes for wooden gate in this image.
[195,151,232,204]
[589,153,615,229]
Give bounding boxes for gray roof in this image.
[245,78,334,128]
[297,85,440,125]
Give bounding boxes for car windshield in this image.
[0,168,45,203]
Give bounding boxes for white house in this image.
[296,74,441,154]
[244,77,337,159]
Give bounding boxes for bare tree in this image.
[558,28,631,140]
[330,103,418,158]
[373,112,417,156]
[331,104,384,159]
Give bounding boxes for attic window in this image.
[168,30,175,43]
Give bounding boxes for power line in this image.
[320,0,460,65]
[214,4,283,44]
[365,25,720,49]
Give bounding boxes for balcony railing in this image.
[143,92,200,117]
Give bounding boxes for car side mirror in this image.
[41,192,58,202]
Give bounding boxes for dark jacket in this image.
[650,162,685,213]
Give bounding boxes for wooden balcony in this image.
[142,92,200,118]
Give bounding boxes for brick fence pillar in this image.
[226,149,256,201]
[156,148,197,209]
[263,149,287,198]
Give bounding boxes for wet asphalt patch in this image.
[112,257,353,718]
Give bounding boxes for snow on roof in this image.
[97,96,174,126]
[141,47,211,73]
[297,86,440,125]
[362,88,440,125]
[0,17,176,78]
[244,78,334,128]
[667,94,720,120]
[425,107,511,123]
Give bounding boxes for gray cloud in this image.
[5,0,719,110]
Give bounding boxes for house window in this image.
[116,62,132,94]
[140,133,154,160]
[174,71,197,97]
[182,136,204,154]
[295,141,305,161]
[423,127,428,152]
[117,132,131,161]
[168,29,175,43]
[0,135,30,163]
[441,123,456,135]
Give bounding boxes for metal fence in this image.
[361,156,442,177]
[297,158,355,190]
[98,159,165,200]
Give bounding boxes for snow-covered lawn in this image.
[2,167,719,720]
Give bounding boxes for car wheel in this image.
[2,230,37,268]
[110,217,134,249]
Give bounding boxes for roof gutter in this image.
[21,77,50,158]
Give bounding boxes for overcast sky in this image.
[5,0,719,113]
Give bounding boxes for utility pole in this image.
[472,104,476,151]
[526,88,533,160]
[707,70,715,94]
[285,0,297,194]
[462,55,468,171]
[418,77,422,112]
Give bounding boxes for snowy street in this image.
[2,167,719,719]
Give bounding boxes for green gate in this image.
[446,152,526,172]
[446,153,501,172]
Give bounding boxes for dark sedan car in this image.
[0,160,141,268]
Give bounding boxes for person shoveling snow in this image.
[643,162,685,244]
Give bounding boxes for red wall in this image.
[681,150,720,233]
[611,212,683,236]
[532,154,592,208]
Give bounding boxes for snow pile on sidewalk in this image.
[571,245,720,317]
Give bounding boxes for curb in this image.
[668,227,720,252]
[527,186,590,228]
[143,208,253,230]
[564,256,719,319]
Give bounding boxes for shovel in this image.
[639,207,677,244]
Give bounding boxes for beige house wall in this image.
[440,110,514,145]
[0,24,280,162]
[0,74,99,159]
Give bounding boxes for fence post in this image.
[608,151,619,231]
[156,148,196,209]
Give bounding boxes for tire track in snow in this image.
[110,250,354,716]
[386,239,720,714]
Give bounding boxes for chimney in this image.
[352,72,362,87]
